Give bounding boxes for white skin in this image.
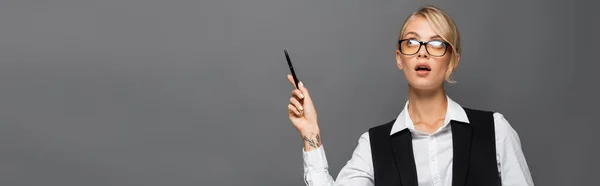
[288,16,460,151]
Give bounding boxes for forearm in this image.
[301,132,375,186]
[300,127,322,152]
[301,127,334,186]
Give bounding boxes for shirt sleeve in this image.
[494,112,535,186]
[302,132,374,186]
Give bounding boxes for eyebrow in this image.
[404,32,420,38]
[404,31,443,40]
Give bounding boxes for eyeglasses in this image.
[398,39,450,57]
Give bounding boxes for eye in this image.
[428,40,446,48]
[407,39,420,46]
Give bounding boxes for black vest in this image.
[368,107,500,186]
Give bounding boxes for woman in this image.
[286,5,533,186]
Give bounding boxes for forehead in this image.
[403,16,438,39]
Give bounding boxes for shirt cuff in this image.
[302,145,328,173]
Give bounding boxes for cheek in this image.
[400,56,414,68]
[433,57,451,74]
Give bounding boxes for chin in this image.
[407,78,443,91]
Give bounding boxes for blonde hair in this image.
[398,5,461,83]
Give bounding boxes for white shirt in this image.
[302,96,534,186]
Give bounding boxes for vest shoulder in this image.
[462,107,495,116]
[368,119,396,133]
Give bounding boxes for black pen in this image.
[285,49,300,89]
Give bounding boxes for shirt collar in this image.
[390,95,470,136]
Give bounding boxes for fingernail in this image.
[300,94,305,99]
[299,106,304,111]
[299,81,304,87]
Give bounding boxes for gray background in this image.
[0,0,598,185]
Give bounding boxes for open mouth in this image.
[415,64,431,71]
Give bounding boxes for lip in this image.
[416,70,430,77]
[414,62,431,71]
[414,62,432,77]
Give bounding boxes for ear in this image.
[452,54,460,72]
[396,49,404,70]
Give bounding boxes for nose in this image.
[417,44,428,58]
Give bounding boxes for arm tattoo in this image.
[316,134,321,145]
[303,136,317,148]
[303,132,322,149]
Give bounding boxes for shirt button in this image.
[430,156,436,162]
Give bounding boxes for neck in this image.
[407,85,448,126]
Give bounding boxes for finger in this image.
[297,81,311,101]
[287,74,297,88]
[292,89,304,100]
[288,103,301,116]
[290,97,304,112]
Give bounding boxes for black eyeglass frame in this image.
[398,39,450,57]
